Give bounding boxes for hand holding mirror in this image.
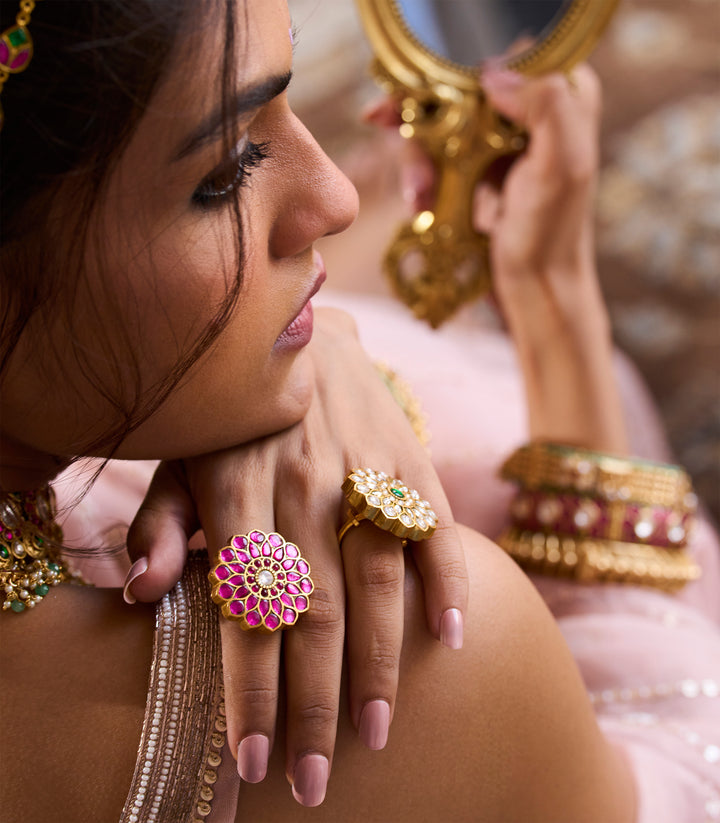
[355,0,620,326]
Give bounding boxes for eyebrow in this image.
[173,70,293,162]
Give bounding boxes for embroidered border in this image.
[120,553,225,823]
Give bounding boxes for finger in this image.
[340,519,404,751]
[124,461,198,603]
[195,472,282,786]
[473,181,501,235]
[278,498,345,807]
[411,518,468,650]
[219,616,280,784]
[400,139,436,212]
[481,65,601,184]
[383,464,468,649]
[362,95,437,212]
[361,96,402,127]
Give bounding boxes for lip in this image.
[273,251,327,352]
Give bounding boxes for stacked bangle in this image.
[497,442,701,591]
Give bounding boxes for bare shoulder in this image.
[239,527,635,822]
[0,585,155,823]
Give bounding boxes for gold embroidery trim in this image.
[120,553,225,823]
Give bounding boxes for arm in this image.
[480,66,628,453]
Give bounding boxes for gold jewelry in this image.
[0,0,43,131]
[498,442,701,591]
[0,485,68,612]
[497,527,700,592]
[338,468,438,546]
[209,530,314,632]
[500,442,695,509]
[374,362,430,448]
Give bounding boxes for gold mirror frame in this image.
[355,0,621,327]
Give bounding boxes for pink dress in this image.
[55,292,720,823]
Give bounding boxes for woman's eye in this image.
[192,140,270,208]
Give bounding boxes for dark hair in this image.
[0,0,244,458]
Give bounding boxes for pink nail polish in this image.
[440,608,464,650]
[291,754,329,807]
[122,557,148,605]
[237,734,269,783]
[359,699,390,750]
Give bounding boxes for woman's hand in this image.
[371,65,627,453]
[125,306,467,806]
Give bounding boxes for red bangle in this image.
[509,490,695,549]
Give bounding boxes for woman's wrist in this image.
[497,264,628,453]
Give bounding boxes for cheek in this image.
[95,207,248,380]
[93,212,314,458]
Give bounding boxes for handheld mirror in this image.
[355,0,621,326]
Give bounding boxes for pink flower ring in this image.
[209,530,314,632]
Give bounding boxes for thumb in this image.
[361,96,402,128]
[124,461,199,603]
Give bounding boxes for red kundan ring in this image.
[209,530,314,632]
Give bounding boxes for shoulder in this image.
[0,585,155,822]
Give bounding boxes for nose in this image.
[269,113,359,259]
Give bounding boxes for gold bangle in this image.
[500,442,696,510]
[497,527,701,592]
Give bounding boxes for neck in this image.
[0,433,66,492]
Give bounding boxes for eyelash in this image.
[192,140,271,208]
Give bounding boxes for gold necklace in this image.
[0,485,68,613]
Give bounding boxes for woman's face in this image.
[0,0,358,460]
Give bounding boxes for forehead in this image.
[139,0,292,140]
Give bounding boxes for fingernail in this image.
[237,734,269,783]
[291,754,329,807]
[481,68,525,92]
[359,699,390,750]
[122,557,148,605]
[440,608,464,650]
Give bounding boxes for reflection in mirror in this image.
[395,0,569,66]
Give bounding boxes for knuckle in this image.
[433,556,467,586]
[231,684,276,714]
[356,552,404,594]
[301,586,345,635]
[562,150,597,186]
[294,700,338,732]
[536,73,569,107]
[363,643,399,677]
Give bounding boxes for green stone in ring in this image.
[390,487,405,499]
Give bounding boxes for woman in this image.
[1,0,717,821]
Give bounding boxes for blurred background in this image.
[287,0,720,522]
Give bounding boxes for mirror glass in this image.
[394,0,570,66]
